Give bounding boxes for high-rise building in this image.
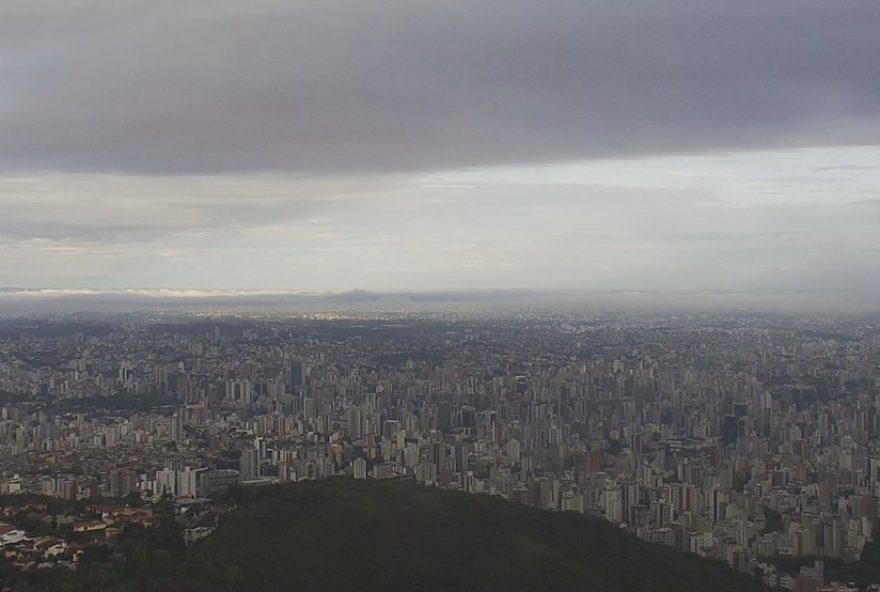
[170,410,184,443]
[416,462,437,485]
[353,458,367,480]
[177,467,199,498]
[239,447,260,482]
[198,469,240,497]
[303,397,317,420]
[109,468,137,498]
[438,401,453,433]
[156,468,177,497]
[604,483,623,523]
[289,360,304,390]
[431,442,446,474]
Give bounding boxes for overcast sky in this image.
[2,0,879,304]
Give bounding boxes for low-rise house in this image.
[0,523,27,546]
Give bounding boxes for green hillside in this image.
[3,479,764,591]
[191,478,762,592]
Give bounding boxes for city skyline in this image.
[1,310,879,590]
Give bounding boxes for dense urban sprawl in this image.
[2,311,880,591]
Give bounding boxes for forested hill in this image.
[3,479,765,591]
[193,478,762,592]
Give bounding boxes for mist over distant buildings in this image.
[0,288,877,316]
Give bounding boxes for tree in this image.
[124,490,145,507]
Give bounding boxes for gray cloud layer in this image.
[2,1,879,307]
[2,0,879,174]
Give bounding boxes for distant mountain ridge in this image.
[2,286,865,313]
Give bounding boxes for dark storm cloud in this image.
[1,0,878,175]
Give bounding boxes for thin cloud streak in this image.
[0,147,877,299]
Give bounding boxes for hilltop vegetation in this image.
[193,478,760,592]
[4,479,764,592]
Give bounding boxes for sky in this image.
[1,0,879,305]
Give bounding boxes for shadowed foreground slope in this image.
[192,478,761,592]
